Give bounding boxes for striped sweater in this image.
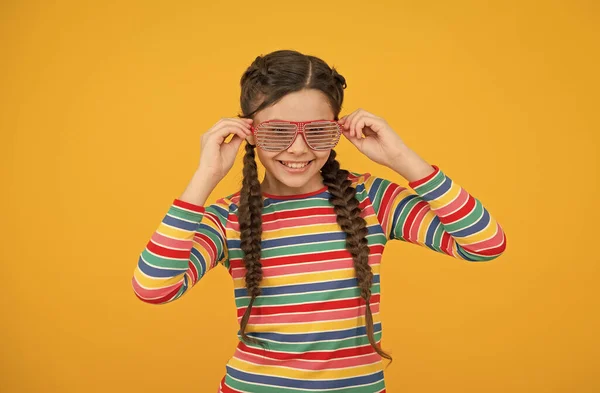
[132,165,507,392]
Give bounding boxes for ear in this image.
[245,134,256,146]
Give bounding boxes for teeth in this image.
[281,161,310,169]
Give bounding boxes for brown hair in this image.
[236,49,391,363]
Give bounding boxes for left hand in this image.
[338,109,408,168]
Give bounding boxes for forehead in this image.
[254,89,334,123]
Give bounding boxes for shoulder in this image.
[347,170,371,185]
[346,170,386,190]
[201,192,238,219]
[220,191,241,206]
[346,171,402,203]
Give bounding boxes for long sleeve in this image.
[132,198,231,304]
[364,165,507,261]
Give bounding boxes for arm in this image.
[132,197,231,304]
[364,165,507,261]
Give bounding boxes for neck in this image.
[261,172,325,196]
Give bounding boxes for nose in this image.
[286,130,309,153]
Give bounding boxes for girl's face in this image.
[247,88,335,196]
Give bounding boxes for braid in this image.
[238,142,266,347]
[321,149,393,363]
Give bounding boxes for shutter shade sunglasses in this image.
[250,119,342,152]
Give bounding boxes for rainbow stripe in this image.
[132,165,507,392]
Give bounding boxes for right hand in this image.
[198,117,253,184]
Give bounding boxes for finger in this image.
[349,112,368,138]
[355,116,367,139]
[213,118,252,133]
[341,125,359,142]
[221,119,253,135]
[225,133,244,147]
[220,134,245,161]
[235,124,252,140]
[226,124,251,141]
[237,117,254,126]
[230,118,254,130]
[343,110,360,137]
[211,122,251,143]
[355,115,380,138]
[341,127,362,149]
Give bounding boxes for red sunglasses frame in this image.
[249,118,343,151]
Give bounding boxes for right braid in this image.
[237,142,265,347]
[321,149,393,364]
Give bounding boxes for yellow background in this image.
[2,1,598,392]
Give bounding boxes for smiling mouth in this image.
[278,160,314,169]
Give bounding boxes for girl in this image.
[132,49,507,393]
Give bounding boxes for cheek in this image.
[314,151,332,168]
[256,150,277,166]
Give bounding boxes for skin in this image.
[246,89,335,196]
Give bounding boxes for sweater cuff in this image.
[408,165,440,188]
[173,199,205,213]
